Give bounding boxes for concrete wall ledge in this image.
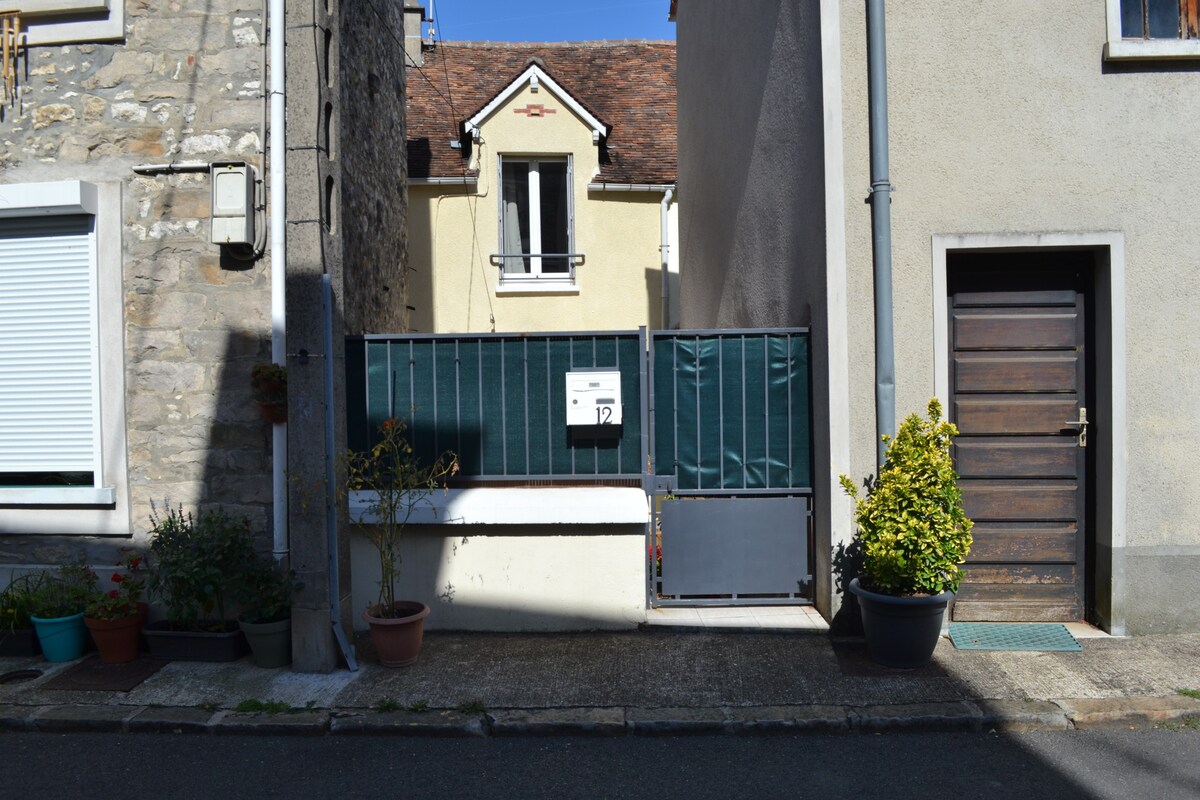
[349,487,648,526]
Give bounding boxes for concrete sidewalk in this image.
[3,626,1200,736]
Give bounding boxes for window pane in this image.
[538,161,569,274]
[1120,0,1145,37]
[1148,0,1180,37]
[501,160,531,274]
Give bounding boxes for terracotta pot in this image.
[85,613,142,664]
[257,402,287,424]
[363,601,430,667]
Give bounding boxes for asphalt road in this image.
[3,729,1200,799]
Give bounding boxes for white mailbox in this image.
[565,370,622,426]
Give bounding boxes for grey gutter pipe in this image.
[867,0,895,468]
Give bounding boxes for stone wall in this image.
[0,2,273,558]
[342,1,409,334]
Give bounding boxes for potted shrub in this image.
[236,555,301,668]
[144,502,256,661]
[250,362,287,424]
[0,572,45,657]
[839,399,973,668]
[84,551,148,664]
[29,559,97,663]
[345,417,457,667]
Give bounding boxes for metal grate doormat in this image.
[949,623,1082,652]
[40,655,166,692]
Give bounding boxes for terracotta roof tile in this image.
[407,41,676,185]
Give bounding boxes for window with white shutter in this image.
[0,214,99,484]
[0,180,125,516]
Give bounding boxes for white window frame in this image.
[0,181,129,526]
[497,155,576,285]
[1105,0,1200,60]
[6,0,123,47]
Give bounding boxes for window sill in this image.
[1105,38,1200,60]
[496,282,580,296]
[0,486,116,506]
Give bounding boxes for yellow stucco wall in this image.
[409,82,672,334]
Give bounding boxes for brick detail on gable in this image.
[513,104,557,117]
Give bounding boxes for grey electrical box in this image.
[210,162,255,245]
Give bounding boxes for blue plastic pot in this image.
[30,611,88,662]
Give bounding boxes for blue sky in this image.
[425,0,675,42]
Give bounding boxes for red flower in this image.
[129,557,142,569]
[382,419,396,431]
[107,590,119,599]
[111,572,124,583]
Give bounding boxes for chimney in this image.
[404,2,427,68]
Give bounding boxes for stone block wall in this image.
[0,2,274,556]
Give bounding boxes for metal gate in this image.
[648,329,814,606]
[345,328,814,608]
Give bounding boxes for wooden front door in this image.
[948,252,1091,622]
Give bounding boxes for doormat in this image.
[949,623,1082,652]
[40,656,166,692]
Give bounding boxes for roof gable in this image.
[407,41,676,185]
[465,63,608,144]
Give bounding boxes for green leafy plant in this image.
[406,699,430,713]
[147,502,258,629]
[236,553,301,625]
[1176,688,1200,700]
[374,697,401,713]
[29,559,98,618]
[344,417,458,618]
[85,550,148,621]
[250,363,287,405]
[1,572,45,633]
[839,399,973,596]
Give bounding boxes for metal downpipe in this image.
[867,0,895,469]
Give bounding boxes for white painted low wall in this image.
[348,487,650,631]
[350,524,648,631]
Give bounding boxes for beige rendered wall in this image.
[408,82,668,334]
[837,3,1200,631]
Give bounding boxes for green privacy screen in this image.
[346,332,644,478]
[651,330,812,491]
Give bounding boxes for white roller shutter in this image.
[0,215,99,476]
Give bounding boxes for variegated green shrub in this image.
[839,399,973,596]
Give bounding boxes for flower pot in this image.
[142,620,247,662]
[30,611,88,663]
[257,402,287,424]
[363,601,430,667]
[239,616,292,668]
[85,613,142,664]
[849,577,952,669]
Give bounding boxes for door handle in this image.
[1063,407,1088,448]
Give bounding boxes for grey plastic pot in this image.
[848,577,952,669]
[239,616,292,668]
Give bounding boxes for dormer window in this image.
[499,156,573,280]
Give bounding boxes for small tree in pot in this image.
[344,417,457,666]
[839,399,973,668]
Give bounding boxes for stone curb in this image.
[331,709,487,737]
[0,698,1195,737]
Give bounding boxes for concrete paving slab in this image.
[0,703,33,730]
